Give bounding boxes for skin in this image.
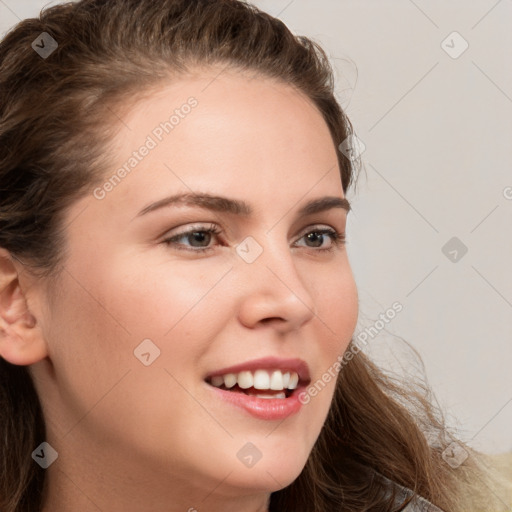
[0,67,358,512]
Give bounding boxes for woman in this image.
[0,1,506,510]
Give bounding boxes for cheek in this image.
[331,277,358,348]
[312,263,359,357]
[42,272,134,433]
[43,262,228,445]
[296,266,358,432]
[100,257,234,340]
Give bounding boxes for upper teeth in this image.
[209,370,299,391]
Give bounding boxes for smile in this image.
[206,369,300,399]
[204,357,311,419]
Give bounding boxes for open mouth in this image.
[205,379,293,399]
[204,357,311,409]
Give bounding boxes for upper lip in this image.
[205,357,311,385]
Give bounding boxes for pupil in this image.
[307,232,322,247]
[190,232,210,247]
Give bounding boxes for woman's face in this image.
[30,68,358,510]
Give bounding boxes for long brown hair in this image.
[0,1,505,510]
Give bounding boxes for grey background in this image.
[1,0,511,455]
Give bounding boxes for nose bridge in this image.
[235,232,316,330]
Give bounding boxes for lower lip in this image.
[206,384,305,420]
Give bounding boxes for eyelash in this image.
[161,223,346,254]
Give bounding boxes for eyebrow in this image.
[135,192,350,219]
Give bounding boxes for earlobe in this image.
[0,249,48,366]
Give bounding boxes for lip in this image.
[205,381,308,420]
[203,356,311,421]
[204,356,311,384]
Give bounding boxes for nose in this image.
[236,235,316,333]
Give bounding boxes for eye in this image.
[294,227,346,253]
[162,224,222,253]
[161,224,346,254]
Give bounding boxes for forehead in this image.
[88,69,343,222]
[114,68,336,164]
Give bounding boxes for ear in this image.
[0,248,48,365]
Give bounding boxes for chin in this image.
[224,452,308,494]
